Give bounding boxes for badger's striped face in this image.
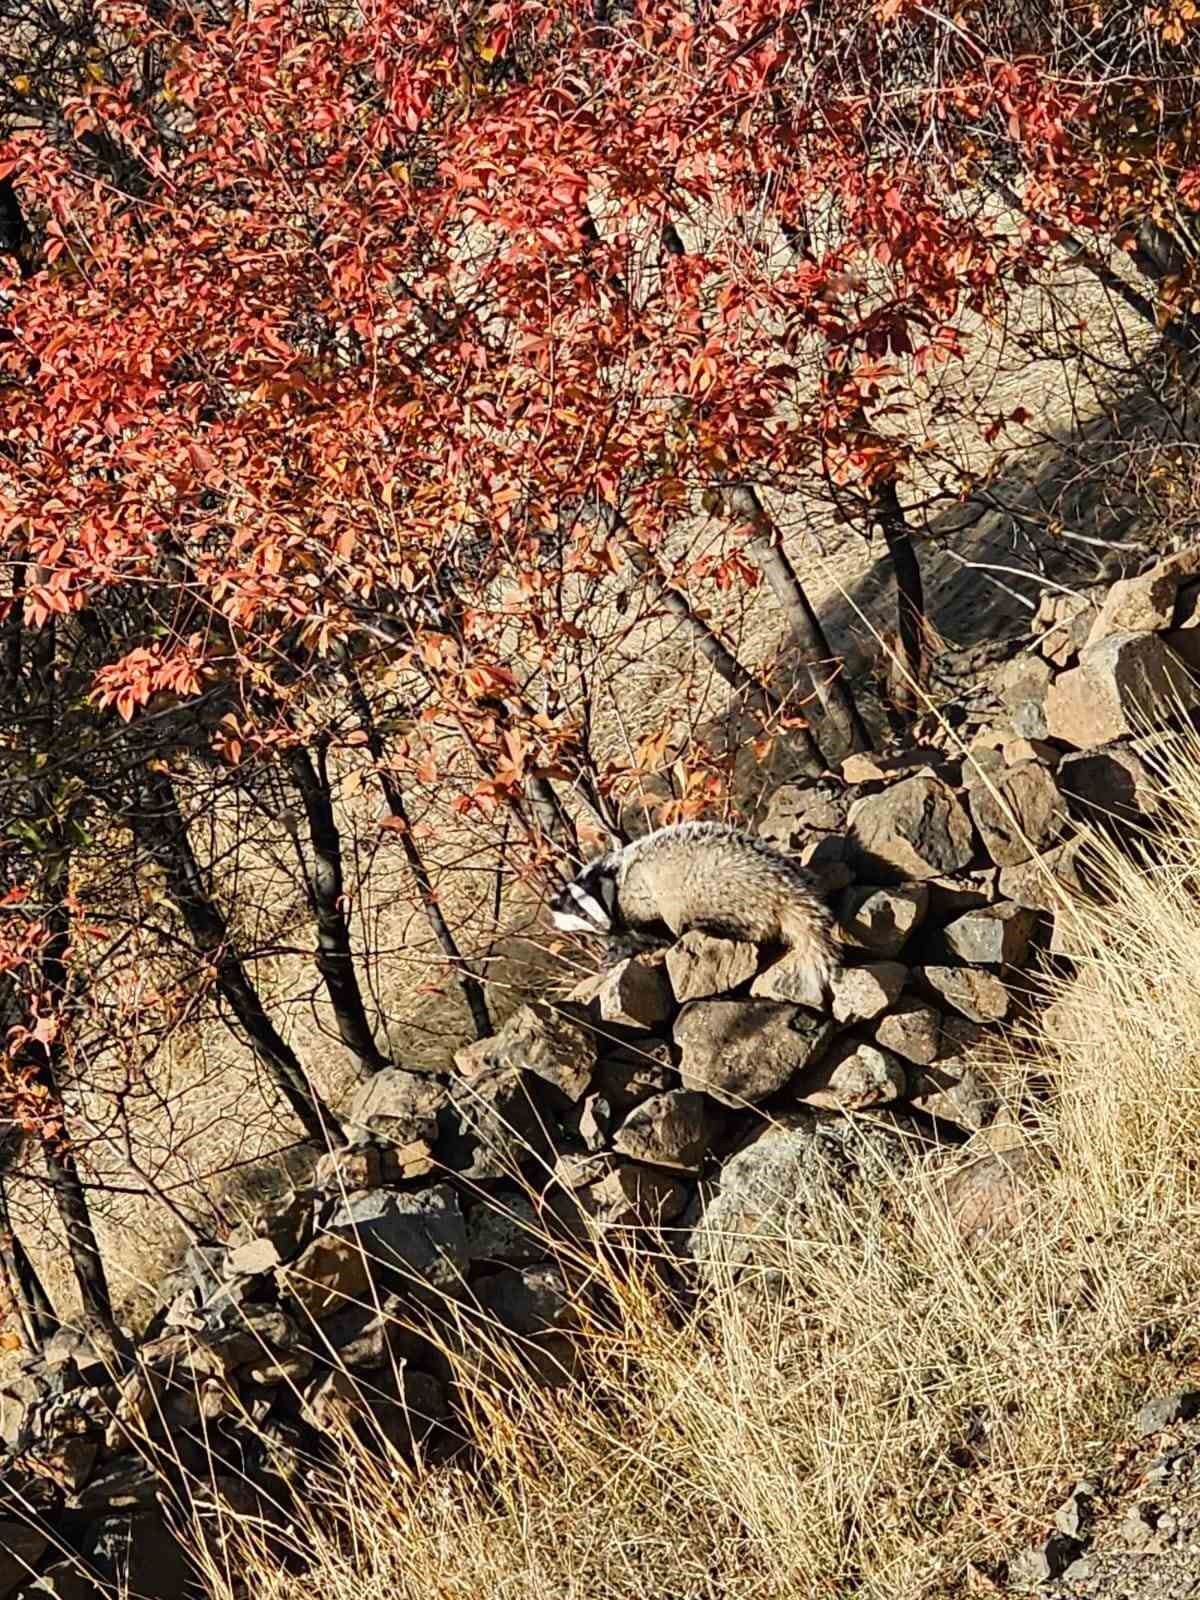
[549,860,619,935]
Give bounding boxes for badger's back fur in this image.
[549,822,836,993]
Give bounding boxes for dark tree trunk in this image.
[346,673,494,1041]
[285,743,390,1078]
[726,485,870,758]
[0,1178,56,1350]
[871,478,927,716]
[137,770,342,1145]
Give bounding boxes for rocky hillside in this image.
[5,545,1200,1600]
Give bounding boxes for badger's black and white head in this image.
[548,855,621,937]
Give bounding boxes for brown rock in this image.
[837,883,930,957]
[848,776,974,881]
[278,1235,370,1321]
[455,1001,595,1102]
[750,948,828,1008]
[1058,745,1156,824]
[938,1146,1044,1244]
[612,1090,721,1172]
[666,931,759,1002]
[997,842,1089,913]
[875,1000,943,1065]
[830,962,907,1023]
[1043,631,1200,747]
[675,999,833,1107]
[794,1039,907,1111]
[226,1237,284,1277]
[924,869,997,921]
[910,1056,1000,1131]
[594,957,674,1030]
[967,760,1063,867]
[999,654,1054,739]
[593,1046,673,1113]
[942,902,1038,966]
[757,783,848,848]
[1002,737,1060,767]
[580,1161,690,1228]
[918,965,1009,1023]
[1086,547,1200,645]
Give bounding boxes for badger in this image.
[548,821,837,991]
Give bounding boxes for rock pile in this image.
[4,545,1200,1600]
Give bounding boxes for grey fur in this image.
[549,822,837,990]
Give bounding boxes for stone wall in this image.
[4,545,1200,1600]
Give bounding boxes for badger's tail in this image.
[780,896,840,997]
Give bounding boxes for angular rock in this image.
[848,776,974,881]
[794,1039,907,1111]
[1054,1480,1099,1540]
[325,1184,468,1296]
[967,760,1063,868]
[1003,737,1060,768]
[345,1067,446,1145]
[465,1193,550,1267]
[750,948,827,1008]
[444,1058,551,1180]
[69,1458,160,1515]
[593,957,673,1030]
[757,782,848,849]
[830,962,907,1024]
[577,1160,689,1229]
[918,965,1009,1023]
[15,1559,95,1600]
[278,1234,371,1321]
[1059,744,1156,824]
[475,1264,576,1336]
[86,1511,191,1600]
[593,1044,673,1113]
[577,1092,611,1151]
[666,931,759,1002]
[1008,1532,1084,1587]
[910,1055,1000,1132]
[675,999,833,1108]
[875,1000,943,1065]
[456,1002,595,1103]
[1043,631,1200,747]
[999,653,1054,741]
[225,1236,284,1277]
[1086,547,1200,645]
[923,870,997,922]
[612,1089,721,1172]
[837,883,929,958]
[1137,1391,1200,1437]
[688,1111,915,1280]
[997,842,1090,914]
[942,902,1038,967]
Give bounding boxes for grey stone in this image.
[576,1161,690,1230]
[997,842,1089,914]
[1054,1480,1099,1540]
[325,1184,468,1296]
[345,1067,446,1145]
[1008,1532,1084,1586]
[455,1001,595,1103]
[444,1058,552,1180]
[593,1046,673,1113]
[1086,547,1200,643]
[475,1264,576,1336]
[666,931,759,1002]
[830,962,907,1024]
[848,776,974,881]
[465,1194,550,1267]
[1044,631,1200,747]
[1137,1391,1200,1437]
[675,999,833,1108]
[794,1039,907,1111]
[757,783,848,849]
[837,884,929,957]
[918,966,1009,1023]
[967,760,1063,867]
[750,948,827,1008]
[875,1000,943,1065]
[612,1090,721,1172]
[941,902,1038,966]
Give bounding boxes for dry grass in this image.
[167,722,1200,1599]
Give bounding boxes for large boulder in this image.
[1085,547,1200,645]
[345,1067,446,1145]
[1043,631,1200,747]
[674,999,833,1108]
[967,760,1063,867]
[848,776,975,881]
